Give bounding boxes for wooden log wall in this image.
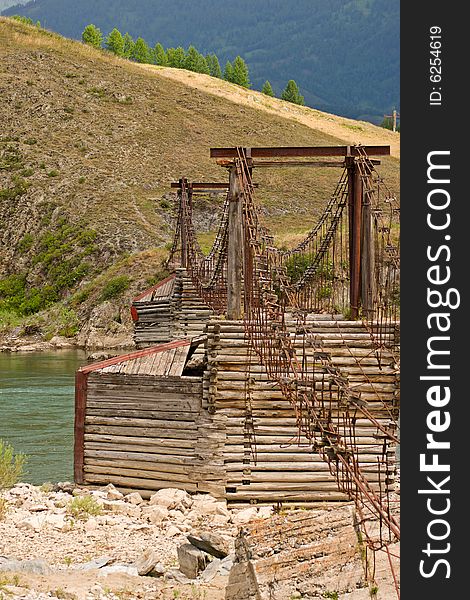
[80,373,226,498]
[205,318,399,504]
[77,316,399,505]
[133,269,213,349]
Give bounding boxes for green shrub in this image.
[100,275,130,301]
[0,177,29,201]
[0,439,26,490]
[18,233,34,253]
[0,309,23,329]
[56,307,80,338]
[285,253,315,283]
[71,288,91,305]
[67,495,102,520]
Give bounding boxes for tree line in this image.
[81,23,305,105]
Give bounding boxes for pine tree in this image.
[262,80,275,97]
[132,37,151,64]
[122,33,134,59]
[223,61,234,83]
[154,43,167,66]
[167,47,186,68]
[81,24,103,49]
[106,28,124,56]
[281,80,305,105]
[206,54,222,78]
[231,56,250,88]
[184,46,208,74]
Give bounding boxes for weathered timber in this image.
[76,313,399,503]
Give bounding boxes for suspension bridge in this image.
[75,143,400,596]
[167,144,400,592]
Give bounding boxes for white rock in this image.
[166,525,181,537]
[105,484,124,501]
[17,515,44,531]
[211,514,230,526]
[102,500,140,518]
[142,505,169,525]
[125,492,143,505]
[231,507,259,525]
[44,513,67,531]
[258,506,273,519]
[84,517,98,532]
[149,488,192,510]
[168,509,185,521]
[99,564,139,576]
[29,504,48,512]
[193,499,228,517]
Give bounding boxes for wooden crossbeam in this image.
[170,182,228,189]
[170,181,258,190]
[218,159,382,168]
[210,146,391,159]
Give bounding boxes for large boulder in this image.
[187,531,230,559]
[177,543,208,579]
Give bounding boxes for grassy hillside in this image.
[2,0,400,122]
[0,17,399,342]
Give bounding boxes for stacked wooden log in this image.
[77,313,399,505]
[205,318,399,504]
[132,275,176,348]
[133,269,214,349]
[171,269,214,343]
[82,374,205,494]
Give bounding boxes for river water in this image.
[0,350,87,485]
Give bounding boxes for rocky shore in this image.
[0,482,265,600]
[0,481,400,600]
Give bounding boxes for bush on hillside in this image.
[100,275,130,301]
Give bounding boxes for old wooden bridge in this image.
[75,144,400,589]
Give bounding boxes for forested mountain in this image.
[0,0,27,9]
[3,0,399,122]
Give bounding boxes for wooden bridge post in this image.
[361,164,375,319]
[179,178,188,269]
[227,165,243,319]
[347,155,362,319]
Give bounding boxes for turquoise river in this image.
[0,350,87,485]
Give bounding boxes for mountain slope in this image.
[2,0,400,122]
[0,18,399,343]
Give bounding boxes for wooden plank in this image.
[84,448,197,464]
[79,339,191,375]
[84,464,196,485]
[84,434,195,451]
[84,457,194,475]
[86,408,199,420]
[86,400,201,412]
[83,472,198,492]
[74,371,87,484]
[168,344,190,376]
[85,424,199,440]
[210,146,391,159]
[85,416,198,430]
